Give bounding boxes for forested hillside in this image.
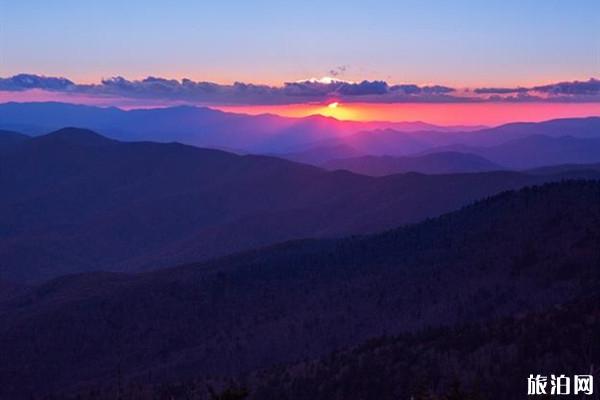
[2,181,599,399]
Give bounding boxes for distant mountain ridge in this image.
[282,116,600,166]
[3,102,600,159]
[32,126,116,146]
[418,134,600,169]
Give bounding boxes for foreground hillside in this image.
[246,295,600,400]
[3,128,596,282]
[92,295,600,400]
[1,181,599,398]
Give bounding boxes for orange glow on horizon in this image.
[317,102,360,120]
[215,102,600,126]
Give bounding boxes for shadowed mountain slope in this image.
[1,181,599,398]
[93,294,600,400]
[244,295,600,400]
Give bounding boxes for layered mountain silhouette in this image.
[1,181,599,398]
[2,128,598,282]
[277,117,600,167]
[0,102,473,153]
[1,103,599,400]
[3,103,600,161]
[322,152,502,176]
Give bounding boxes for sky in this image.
[1,0,599,124]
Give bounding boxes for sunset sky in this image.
[1,0,599,125]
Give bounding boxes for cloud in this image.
[533,78,600,95]
[338,80,389,95]
[390,84,455,95]
[0,74,74,91]
[473,87,529,94]
[1,74,599,105]
[472,78,600,101]
[282,81,336,97]
[78,76,463,104]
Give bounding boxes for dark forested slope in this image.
[246,295,600,400]
[1,181,599,398]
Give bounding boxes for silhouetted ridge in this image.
[35,127,116,146]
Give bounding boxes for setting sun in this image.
[328,102,339,109]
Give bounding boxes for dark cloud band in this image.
[0,74,599,105]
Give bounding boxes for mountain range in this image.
[2,128,599,282]
[3,103,600,166]
[2,104,600,399]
